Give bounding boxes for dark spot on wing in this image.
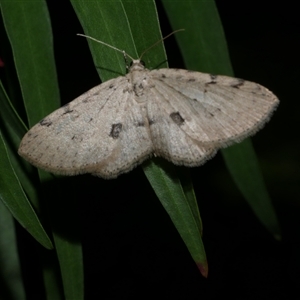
[62,104,74,115]
[39,119,52,127]
[136,121,145,127]
[109,123,122,139]
[206,81,217,86]
[82,91,98,103]
[188,78,196,82]
[204,107,221,118]
[231,79,245,89]
[161,74,166,78]
[109,84,114,89]
[210,74,217,80]
[170,112,185,126]
[148,118,155,126]
[206,75,218,86]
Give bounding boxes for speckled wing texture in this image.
[18,61,279,179]
[149,69,279,148]
[18,76,154,179]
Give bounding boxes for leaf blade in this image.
[71,0,207,275]
[162,0,280,238]
[1,1,84,298]
[0,130,53,249]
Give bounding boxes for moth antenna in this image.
[77,33,135,61]
[139,29,185,60]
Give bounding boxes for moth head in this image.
[129,59,146,72]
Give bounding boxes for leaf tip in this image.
[196,262,208,278]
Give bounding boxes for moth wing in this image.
[150,69,279,147]
[19,76,153,179]
[145,86,217,167]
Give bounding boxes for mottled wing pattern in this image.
[150,69,279,148]
[18,76,153,178]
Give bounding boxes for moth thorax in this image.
[130,69,152,100]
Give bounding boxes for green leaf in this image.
[71,0,166,80]
[70,0,207,275]
[53,234,83,299]
[162,0,280,238]
[162,0,232,74]
[144,159,207,275]
[0,0,60,127]
[0,198,26,300]
[222,140,281,240]
[0,1,84,299]
[0,80,40,210]
[0,130,52,249]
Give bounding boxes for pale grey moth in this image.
[18,34,279,179]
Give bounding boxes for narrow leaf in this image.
[1,1,84,299]
[0,131,52,249]
[71,0,207,275]
[162,0,280,238]
[0,200,26,300]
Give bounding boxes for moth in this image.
[18,33,279,179]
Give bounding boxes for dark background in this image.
[12,1,300,299]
